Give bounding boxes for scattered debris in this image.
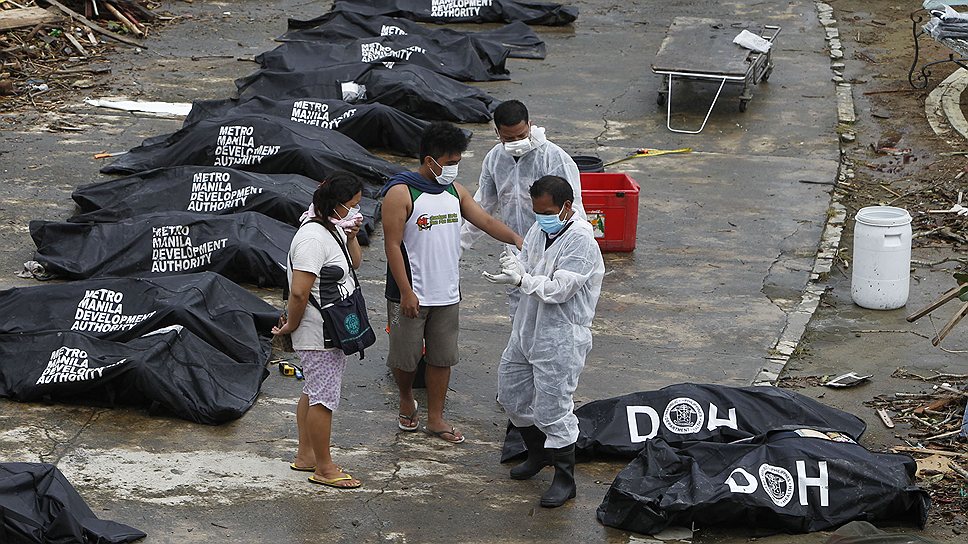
[867,369,968,524]
[824,372,872,388]
[0,0,163,112]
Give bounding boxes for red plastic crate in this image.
[580,173,640,252]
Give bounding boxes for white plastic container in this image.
[851,206,912,310]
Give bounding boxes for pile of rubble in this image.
[0,0,159,111]
[867,369,968,528]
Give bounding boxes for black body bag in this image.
[596,430,930,535]
[329,0,578,26]
[0,462,146,544]
[284,12,546,60]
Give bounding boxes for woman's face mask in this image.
[330,202,363,228]
[431,157,459,185]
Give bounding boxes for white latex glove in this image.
[482,269,520,285]
[499,247,525,276]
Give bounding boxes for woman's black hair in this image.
[312,171,363,229]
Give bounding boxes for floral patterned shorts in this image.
[295,349,347,411]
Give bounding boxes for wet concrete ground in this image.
[2,0,950,542]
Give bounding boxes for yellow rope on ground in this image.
[604,147,692,167]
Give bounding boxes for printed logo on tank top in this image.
[415,212,459,231]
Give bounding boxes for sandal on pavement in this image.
[308,473,362,489]
[291,462,345,473]
[424,426,465,444]
[398,400,419,432]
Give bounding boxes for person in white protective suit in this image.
[463,100,586,316]
[483,175,604,508]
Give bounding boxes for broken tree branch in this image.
[103,2,143,37]
[39,0,144,48]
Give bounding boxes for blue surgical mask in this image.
[431,157,459,185]
[535,204,568,235]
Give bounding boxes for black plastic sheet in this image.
[183,97,432,158]
[30,212,293,287]
[0,462,146,544]
[236,64,500,123]
[502,384,868,462]
[257,34,509,81]
[100,114,405,190]
[330,0,578,26]
[596,430,930,535]
[0,272,277,370]
[0,327,268,424]
[283,12,546,60]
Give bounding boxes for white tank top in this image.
[400,184,462,306]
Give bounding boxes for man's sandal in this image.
[398,400,419,431]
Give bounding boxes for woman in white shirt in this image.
[273,171,364,489]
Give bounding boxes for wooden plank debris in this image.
[41,0,144,48]
[0,6,61,32]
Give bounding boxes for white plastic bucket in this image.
[851,206,912,310]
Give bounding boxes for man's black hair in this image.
[493,100,529,128]
[419,121,469,161]
[313,171,363,229]
[529,175,574,206]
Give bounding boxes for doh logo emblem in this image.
[416,214,432,231]
[759,464,795,507]
[662,397,704,435]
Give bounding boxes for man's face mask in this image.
[535,203,568,235]
[503,134,535,157]
[431,157,459,185]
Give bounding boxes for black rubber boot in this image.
[510,425,550,480]
[539,444,576,508]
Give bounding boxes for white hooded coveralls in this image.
[497,219,604,449]
[460,127,585,251]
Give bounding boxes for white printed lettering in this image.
[725,468,758,494]
[707,403,738,431]
[626,405,660,443]
[796,460,829,507]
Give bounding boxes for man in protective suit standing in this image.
[463,100,585,317]
[483,175,604,508]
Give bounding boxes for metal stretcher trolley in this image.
[652,17,780,134]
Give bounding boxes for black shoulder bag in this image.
[307,227,376,359]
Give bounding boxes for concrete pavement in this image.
[0,1,851,542]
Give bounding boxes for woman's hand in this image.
[344,221,362,240]
[272,314,296,336]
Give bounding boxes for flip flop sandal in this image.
[397,400,419,432]
[424,426,465,444]
[308,473,362,489]
[291,463,345,473]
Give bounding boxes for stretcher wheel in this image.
[761,65,773,82]
[657,92,666,106]
[739,99,749,112]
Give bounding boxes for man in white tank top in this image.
[382,121,523,444]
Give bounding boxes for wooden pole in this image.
[40,0,144,47]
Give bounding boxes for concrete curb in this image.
[925,67,968,145]
[751,1,850,386]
